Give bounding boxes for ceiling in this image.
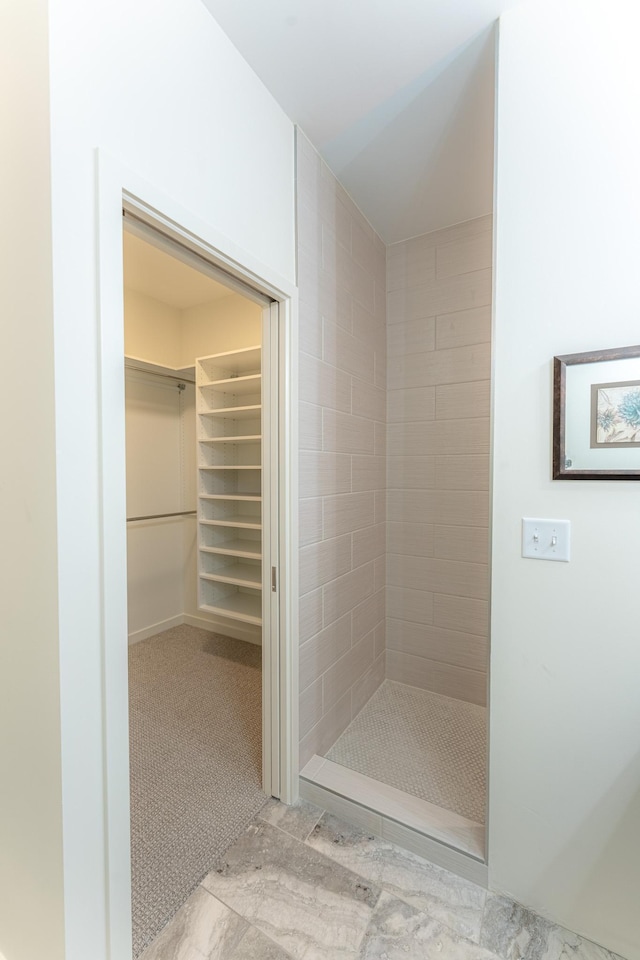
[123,231,233,309]
[200,0,523,243]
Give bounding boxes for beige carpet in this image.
[129,624,267,957]
[326,680,486,824]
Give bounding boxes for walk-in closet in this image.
[123,224,269,957]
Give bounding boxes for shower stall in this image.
[296,129,491,879]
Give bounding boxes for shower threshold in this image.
[300,754,484,854]
[299,681,487,883]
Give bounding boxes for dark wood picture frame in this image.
[553,344,640,480]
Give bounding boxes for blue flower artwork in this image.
[592,380,640,446]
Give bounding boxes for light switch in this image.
[522,518,570,562]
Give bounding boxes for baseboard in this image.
[183,613,262,646]
[299,774,488,888]
[128,614,184,645]
[128,612,262,646]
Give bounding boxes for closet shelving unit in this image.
[196,346,262,627]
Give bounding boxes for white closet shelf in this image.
[198,433,262,443]
[198,344,261,373]
[197,346,263,628]
[200,594,262,626]
[200,405,261,419]
[199,435,261,444]
[200,517,262,531]
[200,540,261,560]
[199,465,261,471]
[200,563,262,589]
[199,373,261,394]
[199,494,261,502]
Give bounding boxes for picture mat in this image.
[564,356,640,470]
[590,379,640,448]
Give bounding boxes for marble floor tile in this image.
[259,797,324,841]
[230,924,295,959]
[561,943,627,960]
[307,813,486,943]
[138,886,247,960]
[360,891,501,960]
[202,820,381,960]
[479,895,624,960]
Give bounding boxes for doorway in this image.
[122,218,280,954]
[96,173,298,959]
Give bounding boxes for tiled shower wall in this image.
[297,131,387,769]
[386,217,492,706]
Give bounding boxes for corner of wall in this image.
[296,135,387,768]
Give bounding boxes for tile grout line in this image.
[308,818,490,956]
[196,882,300,960]
[475,887,490,949]
[206,808,388,959]
[257,805,327,846]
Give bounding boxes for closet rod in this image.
[127,510,197,522]
[124,362,194,385]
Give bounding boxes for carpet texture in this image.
[129,625,267,957]
[326,680,486,824]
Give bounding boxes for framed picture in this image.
[553,344,640,479]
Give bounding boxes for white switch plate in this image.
[522,518,570,562]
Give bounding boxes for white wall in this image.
[46,0,295,955]
[491,3,640,957]
[0,4,66,958]
[180,294,262,365]
[124,289,182,366]
[124,288,262,368]
[125,371,188,640]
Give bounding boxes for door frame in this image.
[96,152,299,956]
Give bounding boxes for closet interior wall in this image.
[124,283,262,644]
[125,365,192,640]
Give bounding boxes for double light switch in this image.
[522,518,570,562]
